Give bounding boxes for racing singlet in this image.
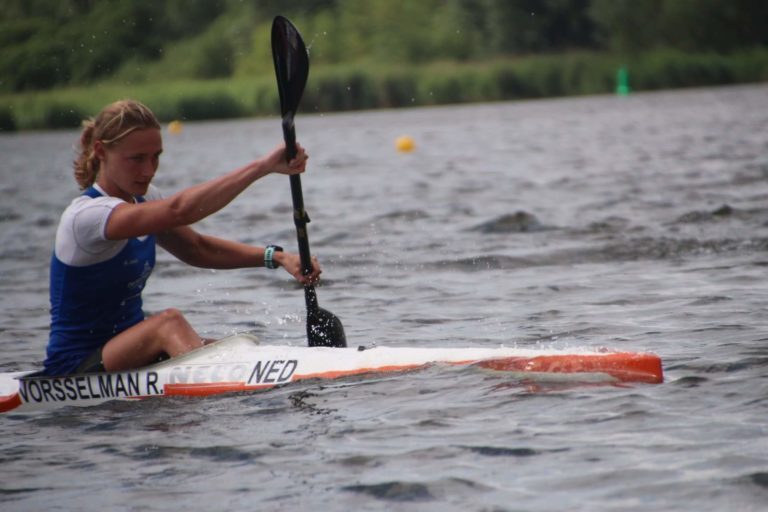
[44,185,158,375]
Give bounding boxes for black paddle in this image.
[271,15,347,348]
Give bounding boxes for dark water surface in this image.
[1,85,767,511]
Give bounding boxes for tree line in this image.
[1,0,766,93]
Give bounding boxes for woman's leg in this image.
[101,308,203,371]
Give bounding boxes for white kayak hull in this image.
[0,335,663,413]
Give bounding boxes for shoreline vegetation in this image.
[2,47,767,132]
[3,0,767,132]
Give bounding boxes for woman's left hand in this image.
[265,143,309,176]
[275,251,322,285]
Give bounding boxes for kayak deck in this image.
[0,335,663,413]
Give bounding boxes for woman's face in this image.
[96,128,163,201]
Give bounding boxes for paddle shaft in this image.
[272,15,346,347]
[282,116,319,313]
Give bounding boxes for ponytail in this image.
[73,119,98,189]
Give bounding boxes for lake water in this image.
[1,85,767,511]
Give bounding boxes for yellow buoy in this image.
[395,135,415,153]
[168,120,183,135]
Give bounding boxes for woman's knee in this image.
[155,308,191,331]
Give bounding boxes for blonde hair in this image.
[74,99,161,190]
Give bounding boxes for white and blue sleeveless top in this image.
[44,184,162,375]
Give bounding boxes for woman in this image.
[44,99,319,376]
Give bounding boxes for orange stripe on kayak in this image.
[0,393,22,413]
[162,353,662,397]
[296,354,662,384]
[295,363,427,381]
[164,382,274,397]
[476,352,663,384]
[165,366,430,396]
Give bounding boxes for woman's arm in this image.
[104,144,307,241]
[158,225,321,284]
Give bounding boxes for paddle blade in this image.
[271,16,309,120]
[308,307,347,348]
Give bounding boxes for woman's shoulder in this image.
[58,193,124,230]
[55,193,127,266]
[65,192,123,211]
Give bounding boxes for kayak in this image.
[0,334,663,413]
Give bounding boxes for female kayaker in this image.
[44,99,319,375]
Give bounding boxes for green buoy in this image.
[616,66,630,96]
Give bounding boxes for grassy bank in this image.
[2,48,767,131]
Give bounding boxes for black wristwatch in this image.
[264,245,283,269]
